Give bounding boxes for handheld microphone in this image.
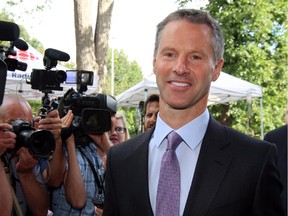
[0,21,20,41]
[44,48,70,62]
[13,39,29,51]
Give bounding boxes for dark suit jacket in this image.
[103,116,284,216]
[264,124,287,215]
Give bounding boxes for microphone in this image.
[44,48,70,62]
[13,39,29,51]
[0,21,20,41]
[4,58,27,71]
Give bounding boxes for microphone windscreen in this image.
[44,48,70,62]
[14,39,29,51]
[0,21,20,41]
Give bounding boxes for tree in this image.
[105,49,143,96]
[178,0,287,138]
[74,0,114,93]
[105,48,143,136]
[0,9,45,51]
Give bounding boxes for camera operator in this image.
[50,94,117,216]
[0,94,61,216]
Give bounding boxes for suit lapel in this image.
[183,117,232,216]
[123,128,155,215]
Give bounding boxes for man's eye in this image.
[163,52,175,58]
[191,55,201,60]
[146,114,152,118]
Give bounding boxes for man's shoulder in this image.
[265,124,287,138]
[208,116,274,150]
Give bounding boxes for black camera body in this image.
[11,119,55,158]
[29,69,67,91]
[60,88,117,135]
[27,48,70,92]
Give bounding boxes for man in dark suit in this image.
[103,9,284,216]
[264,124,287,215]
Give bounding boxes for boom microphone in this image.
[44,48,70,62]
[0,21,20,41]
[13,39,29,51]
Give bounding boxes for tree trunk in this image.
[94,0,114,93]
[220,104,230,125]
[74,0,99,92]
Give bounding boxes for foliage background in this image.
[104,48,143,136]
[179,0,287,138]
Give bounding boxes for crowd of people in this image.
[0,8,286,216]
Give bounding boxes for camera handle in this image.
[39,91,55,118]
[41,91,52,108]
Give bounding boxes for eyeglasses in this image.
[115,127,126,134]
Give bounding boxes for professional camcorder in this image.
[27,48,95,92]
[27,48,70,92]
[10,119,55,158]
[59,88,117,135]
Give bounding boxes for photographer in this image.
[50,92,116,216]
[0,94,61,216]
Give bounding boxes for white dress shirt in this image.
[148,109,210,216]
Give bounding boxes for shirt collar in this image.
[152,109,210,150]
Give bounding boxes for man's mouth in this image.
[170,81,190,87]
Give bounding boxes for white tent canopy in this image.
[116,72,262,107]
[116,72,264,138]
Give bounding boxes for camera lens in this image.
[23,130,55,158]
[56,70,67,82]
[81,108,111,134]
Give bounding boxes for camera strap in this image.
[1,154,24,216]
[78,147,105,194]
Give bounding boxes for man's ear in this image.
[212,59,224,81]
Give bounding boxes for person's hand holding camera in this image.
[37,109,62,141]
[95,205,103,216]
[91,132,113,154]
[0,123,16,156]
[14,147,38,174]
[61,110,74,128]
[40,109,68,188]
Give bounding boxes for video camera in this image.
[59,88,117,136]
[28,48,95,93]
[27,48,70,92]
[0,21,28,106]
[10,119,55,158]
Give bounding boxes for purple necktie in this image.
[156,131,183,216]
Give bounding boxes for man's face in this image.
[144,101,159,131]
[153,20,223,112]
